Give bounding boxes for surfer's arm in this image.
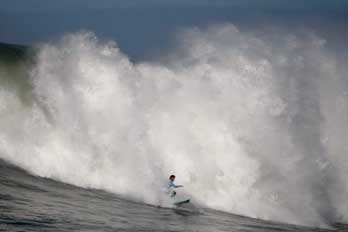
[169,182,182,188]
[174,184,184,188]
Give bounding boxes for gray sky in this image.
[1,0,347,59]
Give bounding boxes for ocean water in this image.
[0,160,340,232]
[1,24,348,231]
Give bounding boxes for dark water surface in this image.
[0,160,345,232]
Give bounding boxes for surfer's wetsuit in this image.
[168,180,181,197]
[169,180,179,188]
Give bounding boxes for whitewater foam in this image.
[0,25,347,227]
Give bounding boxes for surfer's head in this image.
[169,175,176,181]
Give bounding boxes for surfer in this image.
[168,175,183,197]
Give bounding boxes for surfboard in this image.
[173,199,190,206]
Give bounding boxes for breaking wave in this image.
[1,24,347,227]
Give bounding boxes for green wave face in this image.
[0,43,34,105]
[0,43,28,63]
